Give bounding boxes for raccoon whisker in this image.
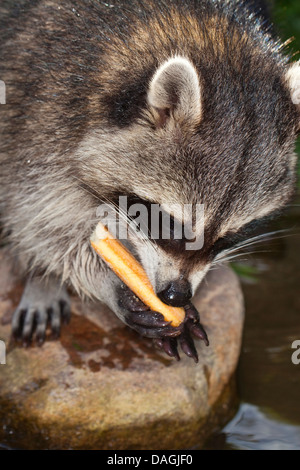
[214,229,291,261]
[213,249,273,265]
[71,176,156,253]
[228,232,293,256]
[72,175,108,203]
[72,177,131,240]
[235,229,291,247]
[74,179,154,251]
[215,244,278,263]
[72,176,138,241]
[237,228,290,245]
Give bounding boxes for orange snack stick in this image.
[90,223,185,327]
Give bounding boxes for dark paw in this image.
[12,298,71,346]
[126,310,184,339]
[119,285,208,361]
[119,284,183,339]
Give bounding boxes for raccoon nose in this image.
[158,280,192,307]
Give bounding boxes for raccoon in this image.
[0,0,300,361]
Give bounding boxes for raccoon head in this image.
[78,55,300,307]
[130,55,300,303]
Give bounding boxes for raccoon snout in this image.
[158,280,192,307]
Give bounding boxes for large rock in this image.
[0,251,244,449]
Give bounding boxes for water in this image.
[221,403,300,450]
[204,196,300,450]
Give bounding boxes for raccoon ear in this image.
[147,56,202,128]
[286,62,300,109]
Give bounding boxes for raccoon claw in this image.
[12,301,70,345]
[35,309,48,345]
[12,307,37,346]
[179,329,199,363]
[153,303,209,362]
[154,337,180,361]
[184,303,200,322]
[11,280,71,346]
[154,329,199,363]
[187,320,209,346]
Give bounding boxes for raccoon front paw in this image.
[119,284,183,339]
[118,285,209,362]
[11,277,71,346]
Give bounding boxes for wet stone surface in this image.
[0,250,244,449]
